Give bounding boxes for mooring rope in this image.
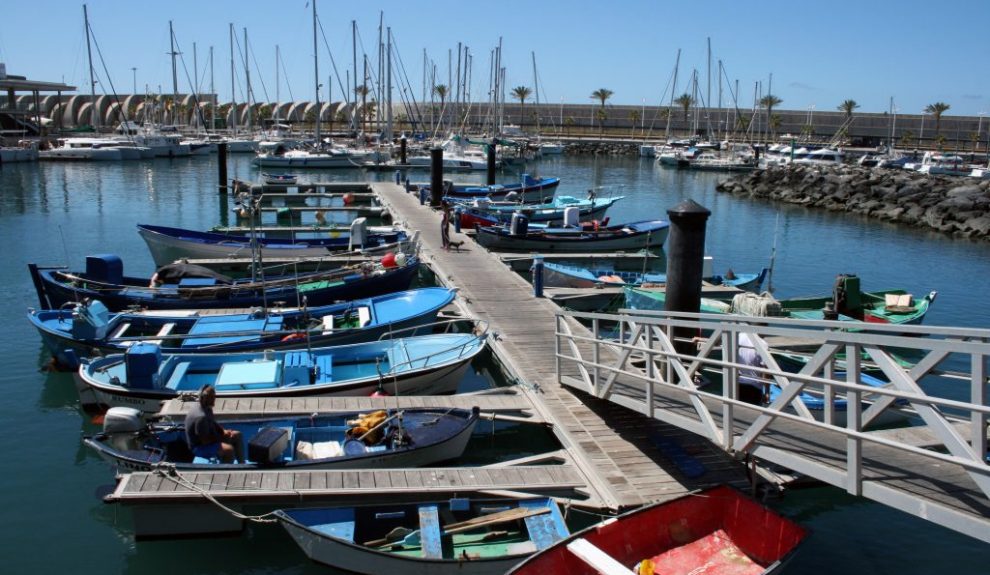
[149,462,283,524]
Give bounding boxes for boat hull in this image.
[476,223,668,253]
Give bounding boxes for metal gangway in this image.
[554,308,990,543]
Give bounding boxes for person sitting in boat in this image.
[184,384,244,463]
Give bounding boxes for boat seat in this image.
[111,322,132,339]
[417,504,443,559]
[147,322,176,345]
[565,538,636,575]
[165,361,192,389]
[523,510,561,550]
[314,355,333,383]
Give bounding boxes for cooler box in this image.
[125,343,162,389]
[248,427,289,464]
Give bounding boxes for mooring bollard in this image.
[531,255,545,298]
[664,199,711,356]
[453,207,462,233]
[418,187,427,205]
[403,177,410,193]
[394,169,401,185]
[430,147,444,207]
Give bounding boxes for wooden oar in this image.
[364,506,550,548]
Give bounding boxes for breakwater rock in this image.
[716,166,990,240]
[565,141,639,156]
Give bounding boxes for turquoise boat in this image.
[29,288,456,368]
[77,331,488,412]
[276,497,569,575]
[544,261,766,291]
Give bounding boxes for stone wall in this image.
[564,141,640,155]
[715,165,990,240]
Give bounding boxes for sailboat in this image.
[253,1,373,169]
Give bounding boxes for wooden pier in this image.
[373,183,750,509]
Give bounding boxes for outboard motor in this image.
[510,212,529,236]
[563,207,580,228]
[349,217,368,250]
[71,299,111,340]
[125,343,162,389]
[103,406,145,451]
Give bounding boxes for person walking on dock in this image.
[441,201,451,250]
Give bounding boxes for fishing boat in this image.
[475,220,669,252]
[453,195,622,228]
[83,405,479,472]
[275,497,569,575]
[262,173,298,185]
[137,222,408,266]
[507,485,806,575]
[543,262,767,291]
[76,330,488,412]
[624,275,937,327]
[416,174,560,203]
[766,371,909,427]
[29,287,455,368]
[27,253,421,312]
[254,145,378,168]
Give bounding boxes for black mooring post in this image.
[664,199,712,357]
[217,142,229,227]
[217,142,228,194]
[486,141,497,185]
[399,136,407,164]
[430,147,444,207]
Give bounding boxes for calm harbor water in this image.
[0,154,986,573]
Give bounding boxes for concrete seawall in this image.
[716,166,990,240]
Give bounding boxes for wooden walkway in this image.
[157,392,541,422]
[108,465,584,503]
[374,183,749,509]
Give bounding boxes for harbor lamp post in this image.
[131,67,137,95]
[978,112,985,152]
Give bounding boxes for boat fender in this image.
[281,332,307,343]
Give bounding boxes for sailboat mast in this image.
[275,45,280,125]
[312,0,321,143]
[532,51,541,138]
[243,28,252,132]
[352,20,358,132]
[209,46,215,132]
[386,28,393,140]
[169,21,179,125]
[83,4,98,131]
[229,23,237,135]
[665,49,680,142]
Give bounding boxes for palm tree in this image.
[590,88,613,108]
[837,99,859,120]
[432,84,448,131]
[629,109,641,137]
[354,84,370,133]
[674,93,694,121]
[924,102,950,136]
[759,94,783,137]
[511,86,532,128]
[590,88,613,132]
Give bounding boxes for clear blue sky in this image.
[1,0,987,117]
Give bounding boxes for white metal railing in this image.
[555,308,990,541]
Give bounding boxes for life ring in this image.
[281,332,307,342]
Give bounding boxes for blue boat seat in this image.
[165,361,192,389]
[314,355,333,383]
[417,504,443,559]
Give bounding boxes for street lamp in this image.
[978,111,985,152]
[131,67,137,94]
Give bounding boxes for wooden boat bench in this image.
[417,504,443,559]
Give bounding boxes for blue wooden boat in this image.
[77,331,488,412]
[766,372,909,427]
[83,405,479,472]
[420,174,561,203]
[27,253,420,312]
[276,497,569,575]
[138,223,409,266]
[475,220,669,252]
[543,262,767,291]
[454,195,623,228]
[29,287,455,368]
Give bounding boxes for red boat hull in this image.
[508,485,807,575]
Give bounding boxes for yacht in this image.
[0,140,39,162]
[793,148,845,166]
[39,137,124,161]
[253,144,375,168]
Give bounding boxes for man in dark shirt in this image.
[184,384,244,463]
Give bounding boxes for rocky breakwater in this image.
[566,141,639,155]
[716,165,990,240]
